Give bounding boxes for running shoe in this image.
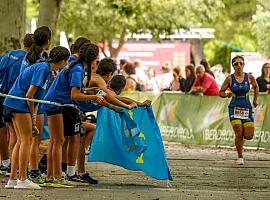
[39,177,74,188]
[67,174,82,182]
[14,179,41,190]
[29,170,45,184]
[5,179,17,189]
[39,177,54,187]
[235,158,244,165]
[0,164,9,174]
[53,177,74,187]
[77,173,98,184]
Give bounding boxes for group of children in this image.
[0,26,150,189]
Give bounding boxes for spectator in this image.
[189,65,219,96]
[114,59,127,76]
[170,67,185,91]
[133,59,148,91]
[184,64,196,93]
[212,64,226,88]
[256,63,270,92]
[123,62,138,91]
[146,68,159,92]
[200,58,215,78]
[159,61,173,91]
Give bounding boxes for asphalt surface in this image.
[0,143,269,200]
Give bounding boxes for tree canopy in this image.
[252,0,270,57]
[204,0,258,71]
[24,0,270,67]
[58,0,224,57]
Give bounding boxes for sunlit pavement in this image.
[0,143,269,200]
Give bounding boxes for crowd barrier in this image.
[122,91,270,149]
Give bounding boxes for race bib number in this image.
[234,107,249,119]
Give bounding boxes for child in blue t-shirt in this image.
[4,46,70,190]
[42,43,104,184]
[0,33,35,177]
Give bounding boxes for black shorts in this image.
[45,108,62,116]
[1,105,26,127]
[0,101,5,127]
[45,107,81,136]
[62,107,81,137]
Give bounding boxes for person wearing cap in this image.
[189,65,219,96]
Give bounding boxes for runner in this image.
[4,46,70,189]
[219,55,259,165]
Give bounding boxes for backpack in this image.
[0,50,26,94]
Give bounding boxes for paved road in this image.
[0,144,269,200]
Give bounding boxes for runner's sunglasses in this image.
[233,61,244,67]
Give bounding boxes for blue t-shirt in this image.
[20,55,46,73]
[42,62,84,111]
[20,55,30,73]
[0,50,26,99]
[69,55,77,63]
[4,61,52,112]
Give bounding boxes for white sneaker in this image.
[14,179,41,190]
[5,179,17,189]
[236,158,244,165]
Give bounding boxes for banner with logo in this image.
[123,92,270,149]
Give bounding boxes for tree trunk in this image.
[190,39,204,66]
[0,0,26,54]
[108,30,126,58]
[38,0,62,43]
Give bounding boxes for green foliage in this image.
[252,0,270,57]
[204,0,259,71]
[27,0,39,18]
[204,40,231,72]
[28,0,269,66]
[58,0,223,44]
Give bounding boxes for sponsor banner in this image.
[124,92,270,149]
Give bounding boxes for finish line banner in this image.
[124,92,270,149]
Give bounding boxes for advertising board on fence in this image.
[124,92,270,149]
